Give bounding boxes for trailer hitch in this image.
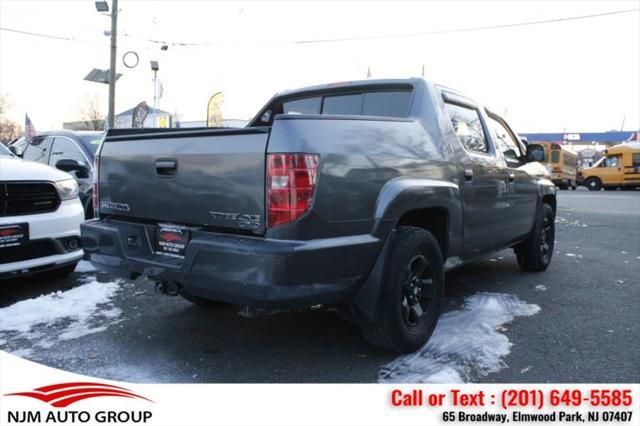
[154,280,179,296]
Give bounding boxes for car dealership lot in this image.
[1,189,638,383]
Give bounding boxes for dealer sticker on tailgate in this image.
[156,223,190,258]
[0,223,29,249]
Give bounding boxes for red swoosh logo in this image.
[4,382,152,408]
[161,232,182,242]
[0,229,20,237]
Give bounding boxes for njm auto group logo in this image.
[3,381,153,424]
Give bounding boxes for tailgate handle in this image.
[155,159,177,176]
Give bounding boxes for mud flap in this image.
[352,229,396,323]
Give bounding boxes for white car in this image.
[0,144,84,278]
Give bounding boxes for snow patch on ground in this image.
[379,292,540,383]
[535,285,547,292]
[0,277,122,350]
[556,216,588,227]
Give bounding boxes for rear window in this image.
[281,90,411,118]
[551,151,560,163]
[282,97,321,115]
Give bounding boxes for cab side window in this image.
[444,102,488,154]
[49,137,88,172]
[22,136,53,164]
[603,156,619,168]
[489,117,522,164]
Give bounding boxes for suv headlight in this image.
[55,179,79,200]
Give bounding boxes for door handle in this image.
[155,159,177,176]
[508,172,515,182]
[464,169,473,181]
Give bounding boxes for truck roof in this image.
[274,78,422,98]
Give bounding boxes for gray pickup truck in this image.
[82,78,556,353]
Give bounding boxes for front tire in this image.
[515,203,555,272]
[586,177,601,191]
[359,226,444,353]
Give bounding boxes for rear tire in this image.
[180,290,229,308]
[586,177,601,191]
[515,203,555,272]
[359,226,444,353]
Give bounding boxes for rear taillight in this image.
[267,153,319,228]
[92,154,99,215]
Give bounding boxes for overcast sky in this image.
[0,0,638,132]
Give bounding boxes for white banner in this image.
[1,351,638,425]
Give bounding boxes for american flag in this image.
[24,113,36,142]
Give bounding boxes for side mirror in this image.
[525,144,546,163]
[56,159,90,178]
[9,145,23,157]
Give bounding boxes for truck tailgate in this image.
[98,128,268,234]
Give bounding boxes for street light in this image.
[94,1,109,12]
[84,68,122,85]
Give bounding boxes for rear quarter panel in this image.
[266,80,461,257]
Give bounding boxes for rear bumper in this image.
[81,219,382,307]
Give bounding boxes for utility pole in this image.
[153,69,158,127]
[107,0,118,129]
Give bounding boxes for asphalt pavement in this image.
[1,189,638,383]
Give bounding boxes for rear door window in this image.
[444,103,489,154]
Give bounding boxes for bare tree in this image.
[78,93,105,130]
[0,95,23,144]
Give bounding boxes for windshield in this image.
[79,133,104,155]
[0,143,14,157]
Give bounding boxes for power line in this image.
[295,8,640,44]
[0,26,104,46]
[1,8,638,48]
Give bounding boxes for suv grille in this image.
[0,240,57,264]
[0,182,60,216]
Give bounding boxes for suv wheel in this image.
[586,177,601,191]
[359,226,444,353]
[515,203,555,271]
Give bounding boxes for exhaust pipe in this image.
[154,280,179,296]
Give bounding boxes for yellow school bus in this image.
[580,143,640,191]
[531,142,578,189]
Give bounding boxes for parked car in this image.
[1,145,84,278]
[82,78,555,353]
[13,131,104,218]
